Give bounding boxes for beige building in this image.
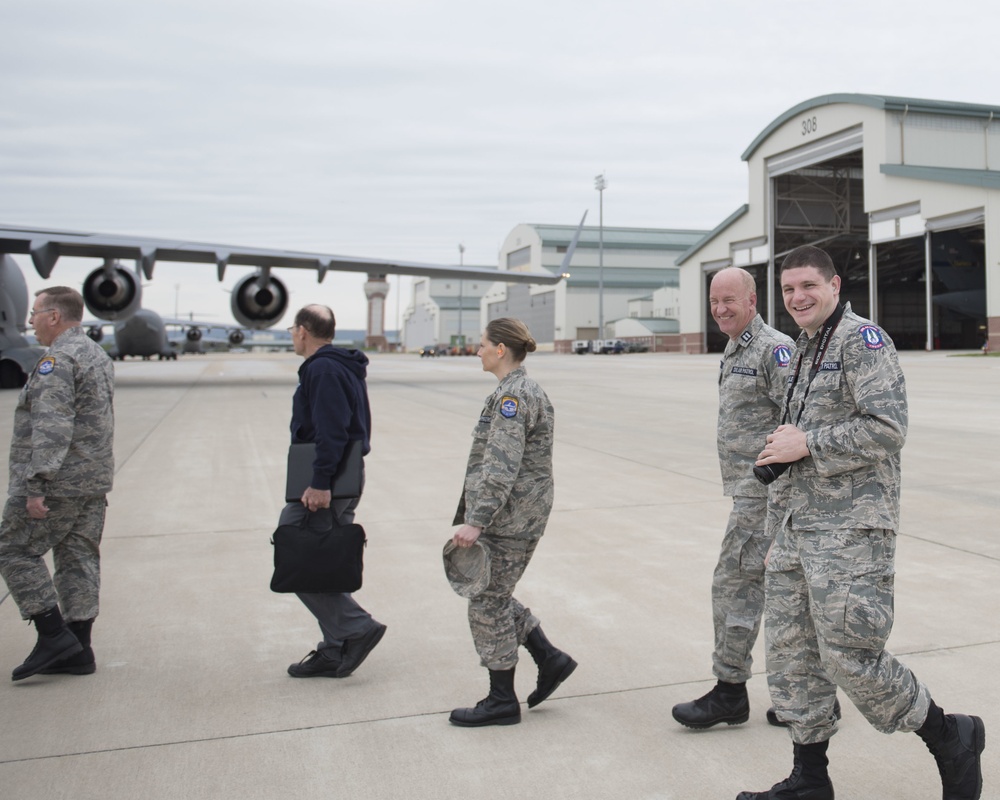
[487,223,706,352]
[677,93,999,353]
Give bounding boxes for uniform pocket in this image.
[809,530,895,650]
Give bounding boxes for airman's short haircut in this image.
[780,245,837,281]
[36,286,84,322]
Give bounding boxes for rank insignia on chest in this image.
[37,357,56,376]
[499,396,519,418]
[740,330,754,344]
[859,325,886,350]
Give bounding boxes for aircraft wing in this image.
[0,224,562,285]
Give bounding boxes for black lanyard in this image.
[780,303,845,426]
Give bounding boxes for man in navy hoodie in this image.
[282,304,386,678]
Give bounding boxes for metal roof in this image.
[674,205,749,266]
[880,164,1000,190]
[742,93,1000,162]
[530,225,707,250]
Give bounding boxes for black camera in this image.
[753,460,798,486]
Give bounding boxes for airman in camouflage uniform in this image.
[0,287,114,682]
[673,267,796,730]
[449,318,576,727]
[737,246,984,800]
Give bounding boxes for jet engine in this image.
[82,261,142,321]
[230,271,288,329]
[86,326,104,343]
[228,330,245,346]
[186,327,203,342]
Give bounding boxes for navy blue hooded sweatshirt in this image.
[291,345,372,491]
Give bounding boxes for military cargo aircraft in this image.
[0,218,582,386]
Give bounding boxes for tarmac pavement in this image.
[0,350,997,799]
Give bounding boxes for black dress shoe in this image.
[336,622,387,677]
[287,647,343,678]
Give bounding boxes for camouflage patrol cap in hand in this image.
[442,540,491,598]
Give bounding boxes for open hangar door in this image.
[871,221,985,351]
[768,149,870,338]
[767,143,985,350]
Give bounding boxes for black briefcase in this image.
[270,518,367,594]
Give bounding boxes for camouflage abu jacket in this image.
[772,304,906,531]
[453,365,554,539]
[8,326,115,497]
[718,313,794,497]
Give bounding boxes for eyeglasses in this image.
[286,325,299,333]
[29,308,56,319]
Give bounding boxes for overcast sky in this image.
[3,0,998,332]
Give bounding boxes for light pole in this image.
[594,173,607,340]
[458,243,465,352]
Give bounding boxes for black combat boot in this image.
[523,625,577,708]
[672,680,749,729]
[736,741,834,799]
[449,668,521,727]
[40,619,97,675]
[12,606,83,682]
[916,700,985,800]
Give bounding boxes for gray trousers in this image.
[279,496,374,649]
[0,495,107,620]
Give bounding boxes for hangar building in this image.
[676,93,999,353]
[487,223,706,352]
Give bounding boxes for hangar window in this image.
[870,203,923,243]
[507,246,531,269]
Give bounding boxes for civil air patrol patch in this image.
[773,345,791,367]
[859,325,886,350]
[37,357,56,376]
[499,396,519,418]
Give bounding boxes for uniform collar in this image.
[725,314,763,356]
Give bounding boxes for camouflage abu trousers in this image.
[0,495,107,620]
[467,533,541,671]
[765,524,930,744]
[711,495,771,683]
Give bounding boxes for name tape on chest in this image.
[731,366,757,377]
[37,356,56,376]
[819,361,842,371]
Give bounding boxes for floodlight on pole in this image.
[594,173,607,340]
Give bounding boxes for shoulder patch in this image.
[772,344,791,368]
[37,356,56,375]
[859,325,886,350]
[499,396,519,418]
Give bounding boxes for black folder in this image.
[285,439,363,502]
